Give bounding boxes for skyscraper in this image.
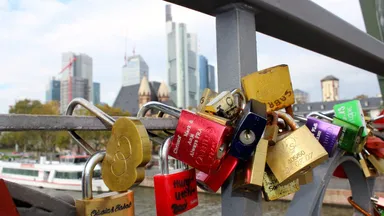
[46,77,61,102]
[166,4,199,108]
[93,82,101,105]
[199,55,208,92]
[208,64,216,91]
[60,52,93,113]
[122,54,149,87]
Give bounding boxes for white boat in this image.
[0,155,109,192]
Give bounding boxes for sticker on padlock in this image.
[232,138,268,192]
[197,88,218,112]
[264,112,279,146]
[241,64,295,113]
[169,109,233,174]
[229,99,267,160]
[333,100,368,137]
[262,167,300,201]
[266,111,329,184]
[154,137,198,216]
[304,115,342,157]
[204,88,246,119]
[307,112,364,154]
[196,155,238,193]
[102,117,151,191]
[76,151,135,216]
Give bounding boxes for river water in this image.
[37,187,354,215]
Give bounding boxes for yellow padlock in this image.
[102,117,151,191]
[241,65,295,113]
[197,88,218,112]
[266,112,328,184]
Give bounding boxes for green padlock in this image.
[333,100,367,137]
[307,112,364,153]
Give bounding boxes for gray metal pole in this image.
[215,3,261,216]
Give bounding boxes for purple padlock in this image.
[306,117,342,157]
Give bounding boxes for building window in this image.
[294,106,298,111]
[320,105,325,110]
[307,105,311,110]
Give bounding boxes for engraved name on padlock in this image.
[154,137,198,216]
[266,112,329,184]
[229,99,267,161]
[262,167,299,201]
[102,117,151,191]
[241,65,294,113]
[205,89,246,119]
[76,151,134,216]
[305,116,342,157]
[169,110,233,174]
[196,154,238,193]
[334,100,368,137]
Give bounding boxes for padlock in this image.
[266,111,328,184]
[366,147,384,158]
[241,64,295,113]
[333,165,348,179]
[364,149,384,173]
[264,112,279,146]
[366,136,384,149]
[204,88,246,119]
[154,137,198,216]
[197,88,218,112]
[358,153,376,178]
[232,138,268,192]
[307,112,364,154]
[229,99,267,160]
[262,166,300,201]
[76,151,134,216]
[102,117,151,191]
[333,100,368,137]
[196,154,238,193]
[298,171,313,185]
[305,116,342,157]
[196,111,231,126]
[372,197,384,208]
[169,109,233,174]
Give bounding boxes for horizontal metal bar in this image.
[0,114,178,131]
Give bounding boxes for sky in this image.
[0,0,381,114]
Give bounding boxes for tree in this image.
[75,104,130,151]
[354,94,369,100]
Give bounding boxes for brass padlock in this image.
[196,111,231,126]
[76,151,134,216]
[358,153,376,178]
[264,112,279,146]
[197,88,218,112]
[241,65,295,113]
[364,149,384,173]
[205,88,246,119]
[266,111,329,184]
[102,117,151,191]
[298,171,313,185]
[232,138,268,192]
[262,167,299,201]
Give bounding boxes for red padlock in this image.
[333,165,347,179]
[196,155,238,193]
[154,137,198,216]
[169,110,234,174]
[366,136,384,149]
[0,179,19,216]
[366,147,384,158]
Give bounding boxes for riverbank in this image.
[139,176,383,206]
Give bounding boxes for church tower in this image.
[157,81,170,102]
[138,76,151,109]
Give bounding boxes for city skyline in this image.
[0,0,381,113]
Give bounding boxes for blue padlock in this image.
[229,99,267,161]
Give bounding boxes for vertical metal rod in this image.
[215,4,261,216]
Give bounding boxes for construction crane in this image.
[59,57,77,102]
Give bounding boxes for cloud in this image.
[0,0,380,114]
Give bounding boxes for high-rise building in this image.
[46,77,61,102]
[60,52,93,113]
[166,4,199,108]
[208,64,216,91]
[321,75,339,102]
[93,82,100,105]
[294,89,309,104]
[199,55,208,93]
[122,54,149,87]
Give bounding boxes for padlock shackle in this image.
[230,88,246,110]
[307,111,333,122]
[276,111,298,130]
[66,98,115,155]
[270,111,278,125]
[82,151,105,200]
[160,136,173,175]
[137,101,181,118]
